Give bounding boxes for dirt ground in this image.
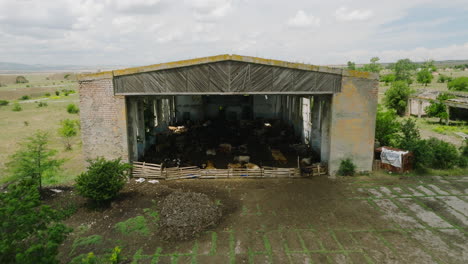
[50,175,468,263]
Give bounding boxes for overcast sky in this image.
[0,0,467,66]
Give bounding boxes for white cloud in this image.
[189,0,233,20]
[0,0,466,66]
[287,10,320,28]
[335,7,373,21]
[113,0,162,13]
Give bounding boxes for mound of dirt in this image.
[158,191,222,241]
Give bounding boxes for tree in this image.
[383,81,413,116]
[375,106,400,146]
[75,158,132,205]
[416,68,433,86]
[0,179,70,263]
[58,119,79,150]
[425,93,455,124]
[6,131,63,192]
[447,77,468,92]
[397,118,421,151]
[347,61,356,70]
[361,57,381,73]
[393,58,415,83]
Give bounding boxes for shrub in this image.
[424,138,460,169]
[19,95,30,100]
[380,74,396,85]
[375,106,400,146]
[448,77,468,92]
[16,75,29,83]
[0,179,70,263]
[384,81,413,116]
[75,158,132,205]
[437,74,452,83]
[109,246,122,264]
[0,99,9,106]
[337,158,356,176]
[12,103,22,112]
[58,119,79,150]
[55,91,60,96]
[67,103,79,114]
[44,92,51,97]
[37,101,48,107]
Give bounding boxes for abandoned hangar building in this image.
[77,54,378,175]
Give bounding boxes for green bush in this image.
[380,74,396,85]
[424,138,460,169]
[448,77,468,92]
[0,99,9,106]
[37,101,48,107]
[384,81,413,116]
[337,158,356,176]
[75,158,132,205]
[375,106,400,146]
[12,103,22,112]
[19,95,30,100]
[67,103,80,114]
[58,119,79,150]
[0,179,70,263]
[55,91,60,96]
[437,74,452,83]
[44,92,51,97]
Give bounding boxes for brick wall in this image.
[79,78,129,162]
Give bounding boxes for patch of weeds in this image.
[114,215,150,236]
[71,235,103,255]
[215,199,222,206]
[19,95,30,100]
[432,124,468,135]
[36,101,48,107]
[12,103,22,111]
[143,208,159,221]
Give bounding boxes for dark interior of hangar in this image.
[126,94,332,170]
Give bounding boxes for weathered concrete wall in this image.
[328,77,378,175]
[79,77,129,162]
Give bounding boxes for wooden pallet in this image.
[132,161,163,179]
[132,162,323,180]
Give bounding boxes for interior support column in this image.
[127,98,139,161]
[311,96,322,155]
[320,97,331,163]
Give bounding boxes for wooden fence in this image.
[131,162,327,180]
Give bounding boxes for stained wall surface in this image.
[79,77,129,161]
[328,76,379,175]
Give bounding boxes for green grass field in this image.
[0,75,83,185]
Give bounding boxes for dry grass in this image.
[0,76,83,185]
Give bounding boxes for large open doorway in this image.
[126,94,331,170]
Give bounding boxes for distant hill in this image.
[0,62,129,74]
